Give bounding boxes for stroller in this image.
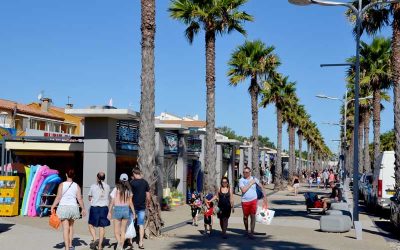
[304,192,324,214]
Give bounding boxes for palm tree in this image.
[169,0,253,194]
[261,73,296,190]
[347,0,400,190]
[138,0,162,236]
[296,106,309,173]
[347,37,392,172]
[227,40,280,179]
[282,95,299,181]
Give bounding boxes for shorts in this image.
[317,180,321,184]
[293,183,300,189]
[204,216,212,225]
[191,207,200,218]
[242,199,257,217]
[89,206,110,227]
[57,205,80,220]
[135,209,146,226]
[112,206,130,220]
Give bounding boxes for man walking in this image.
[239,167,267,239]
[130,167,150,249]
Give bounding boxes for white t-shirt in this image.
[239,177,259,202]
[88,181,110,207]
[59,182,78,206]
[110,187,132,206]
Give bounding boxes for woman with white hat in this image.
[107,173,135,250]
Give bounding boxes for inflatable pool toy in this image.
[22,165,40,215]
[35,174,61,216]
[28,166,58,216]
[20,166,31,215]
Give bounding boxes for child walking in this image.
[189,193,201,226]
[203,200,214,236]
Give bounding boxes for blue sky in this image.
[0,0,394,152]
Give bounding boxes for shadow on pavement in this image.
[0,222,14,233]
[53,237,88,249]
[271,200,305,206]
[168,233,325,250]
[274,208,321,221]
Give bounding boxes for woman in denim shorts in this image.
[108,174,135,250]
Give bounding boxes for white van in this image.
[371,151,396,210]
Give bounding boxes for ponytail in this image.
[97,173,105,190]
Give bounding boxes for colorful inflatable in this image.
[35,174,61,216]
[20,165,60,217]
[28,166,58,217]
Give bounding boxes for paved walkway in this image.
[0,184,399,249]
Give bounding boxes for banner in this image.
[116,120,139,151]
[164,132,178,154]
[0,127,16,141]
[187,136,202,153]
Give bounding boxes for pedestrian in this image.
[292,175,300,196]
[208,177,234,239]
[51,169,86,250]
[316,172,321,189]
[189,192,201,226]
[108,174,135,250]
[88,172,111,250]
[308,175,313,189]
[239,167,267,239]
[203,198,214,236]
[322,182,343,212]
[323,169,329,189]
[130,167,150,250]
[328,169,335,185]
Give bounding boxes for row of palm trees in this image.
[340,1,400,186]
[138,0,330,235]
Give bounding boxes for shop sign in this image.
[223,146,232,159]
[187,136,202,153]
[164,132,178,155]
[0,127,16,140]
[116,120,139,151]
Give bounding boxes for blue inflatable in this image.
[35,174,61,216]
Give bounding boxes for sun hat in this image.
[120,173,129,181]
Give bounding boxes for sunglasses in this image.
[243,171,250,174]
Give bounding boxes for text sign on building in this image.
[116,120,139,151]
[164,132,178,155]
[187,136,202,153]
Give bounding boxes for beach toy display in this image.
[19,165,60,217]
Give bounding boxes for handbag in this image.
[49,210,61,230]
[256,206,275,225]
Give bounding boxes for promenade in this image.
[0,184,398,250]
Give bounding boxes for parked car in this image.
[390,188,400,229]
[370,151,396,211]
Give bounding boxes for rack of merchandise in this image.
[0,176,20,216]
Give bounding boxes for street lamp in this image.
[290,0,400,238]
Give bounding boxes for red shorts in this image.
[242,200,257,217]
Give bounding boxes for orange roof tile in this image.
[160,120,206,128]
[0,99,63,120]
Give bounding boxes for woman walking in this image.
[209,177,234,239]
[292,175,300,196]
[51,169,86,250]
[107,174,135,250]
[88,172,110,250]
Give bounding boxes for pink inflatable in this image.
[27,165,58,217]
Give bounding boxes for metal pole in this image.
[344,90,348,181]
[352,0,362,223]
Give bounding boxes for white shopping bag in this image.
[125,216,137,239]
[256,206,275,225]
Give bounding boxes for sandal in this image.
[139,244,145,249]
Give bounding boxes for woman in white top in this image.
[108,173,135,250]
[88,172,110,250]
[51,169,86,250]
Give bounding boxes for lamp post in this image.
[290,0,399,237]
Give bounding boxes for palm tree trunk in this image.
[288,123,295,181]
[139,0,162,237]
[358,114,364,174]
[298,131,303,172]
[364,110,371,172]
[373,89,381,171]
[307,141,310,172]
[204,30,217,194]
[275,107,283,190]
[392,4,400,190]
[250,78,260,179]
[348,133,354,176]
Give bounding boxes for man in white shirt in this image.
[239,167,266,239]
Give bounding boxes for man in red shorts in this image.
[239,167,266,239]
